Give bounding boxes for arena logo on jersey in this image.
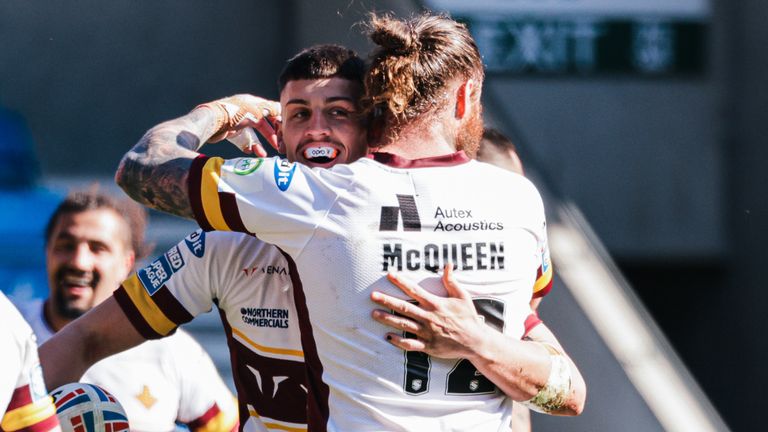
[233,157,263,176]
[184,230,205,258]
[274,159,297,191]
[240,307,289,328]
[138,246,186,296]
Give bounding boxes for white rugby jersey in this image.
[17,299,237,432]
[0,293,60,432]
[185,151,553,432]
[113,230,306,432]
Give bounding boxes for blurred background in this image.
[1,0,764,430]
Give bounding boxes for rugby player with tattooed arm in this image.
[43,13,585,431]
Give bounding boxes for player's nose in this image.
[69,243,96,271]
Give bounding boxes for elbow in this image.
[564,376,587,416]
[114,155,129,192]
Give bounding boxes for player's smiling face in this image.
[278,77,368,168]
[45,209,134,320]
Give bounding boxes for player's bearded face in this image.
[279,78,368,168]
[46,209,134,320]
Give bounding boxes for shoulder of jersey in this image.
[180,229,265,257]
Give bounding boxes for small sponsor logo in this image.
[274,159,297,191]
[138,246,185,295]
[184,230,205,258]
[469,379,480,391]
[242,264,289,276]
[379,194,421,231]
[411,379,423,391]
[233,158,263,176]
[240,307,289,328]
[432,206,504,232]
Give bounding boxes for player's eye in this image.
[52,240,76,252]
[90,243,110,254]
[329,108,350,117]
[290,109,309,120]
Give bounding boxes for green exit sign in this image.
[461,17,707,76]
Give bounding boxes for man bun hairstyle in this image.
[364,12,484,129]
[278,44,365,93]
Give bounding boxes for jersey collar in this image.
[367,151,471,168]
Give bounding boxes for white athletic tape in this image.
[522,343,572,413]
[229,128,261,152]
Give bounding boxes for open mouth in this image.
[58,272,94,296]
[303,146,339,164]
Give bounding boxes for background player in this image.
[1,292,60,432]
[478,127,525,176]
[16,188,238,432]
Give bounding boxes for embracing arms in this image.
[371,265,586,416]
[115,96,280,218]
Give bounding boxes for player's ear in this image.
[276,124,286,154]
[454,79,475,120]
[124,250,136,275]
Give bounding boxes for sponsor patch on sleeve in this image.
[137,246,186,296]
[274,158,297,191]
[184,230,206,258]
[233,157,264,176]
[28,364,48,400]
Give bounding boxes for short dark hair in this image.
[278,44,365,94]
[480,128,517,153]
[45,186,150,261]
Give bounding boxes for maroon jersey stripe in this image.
[368,151,471,168]
[151,287,194,326]
[113,287,164,339]
[532,276,553,299]
[6,384,32,410]
[280,249,329,432]
[219,191,250,234]
[186,403,221,430]
[217,308,249,431]
[189,154,214,232]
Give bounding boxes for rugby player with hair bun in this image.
[47,12,585,431]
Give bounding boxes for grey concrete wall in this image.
[0,0,292,176]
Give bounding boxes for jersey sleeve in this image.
[532,219,554,298]
[171,331,238,432]
[187,155,343,257]
[114,230,222,340]
[0,297,60,432]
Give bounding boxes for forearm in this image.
[39,298,147,389]
[467,327,586,416]
[115,107,219,218]
[466,330,550,401]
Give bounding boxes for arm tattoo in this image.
[116,109,219,219]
